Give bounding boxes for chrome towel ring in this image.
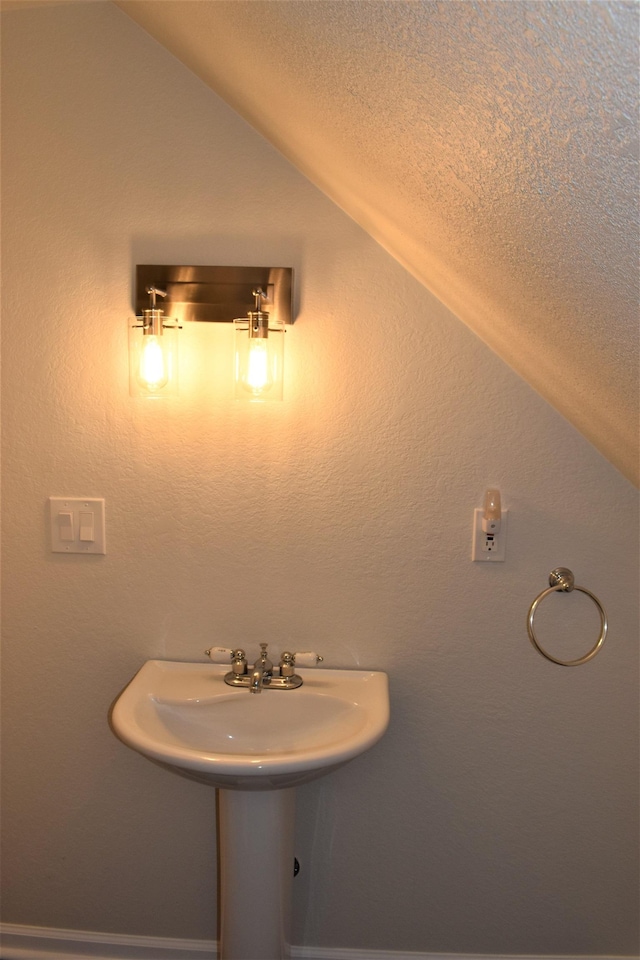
[527,567,608,666]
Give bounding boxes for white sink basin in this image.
[111,660,390,790]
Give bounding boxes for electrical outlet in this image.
[472,507,508,561]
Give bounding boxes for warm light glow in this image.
[137,335,168,391]
[244,340,272,394]
[234,318,284,401]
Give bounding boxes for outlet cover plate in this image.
[49,497,106,554]
[471,508,508,562]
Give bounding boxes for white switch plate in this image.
[471,507,508,562]
[49,497,106,554]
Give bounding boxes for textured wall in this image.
[116,0,640,487]
[1,3,638,956]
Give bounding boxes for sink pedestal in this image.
[218,787,295,960]
[111,660,389,959]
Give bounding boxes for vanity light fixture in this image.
[130,266,293,401]
[129,285,181,398]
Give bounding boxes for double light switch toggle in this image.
[49,498,106,554]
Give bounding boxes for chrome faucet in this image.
[220,645,316,692]
[250,643,273,694]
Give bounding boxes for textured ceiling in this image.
[115,0,639,486]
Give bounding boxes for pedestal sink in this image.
[110,660,389,959]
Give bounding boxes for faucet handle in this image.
[279,651,295,677]
[231,649,247,676]
[205,646,234,663]
[293,651,324,667]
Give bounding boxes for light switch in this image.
[79,511,94,542]
[49,498,106,554]
[58,511,74,541]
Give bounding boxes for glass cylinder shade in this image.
[128,317,179,398]
[234,317,285,401]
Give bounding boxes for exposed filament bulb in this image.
[138,335,168,391]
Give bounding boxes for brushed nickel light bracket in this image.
[134,265,293,326]
[131,266,293,401]
[135,285,182,336]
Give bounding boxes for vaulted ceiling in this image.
[115,0,638,485]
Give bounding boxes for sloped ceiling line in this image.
[115,0,639,487]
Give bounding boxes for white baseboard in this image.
[0,923,215,960]
[0,924,634,960]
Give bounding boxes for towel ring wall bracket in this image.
[527,567,607,667]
